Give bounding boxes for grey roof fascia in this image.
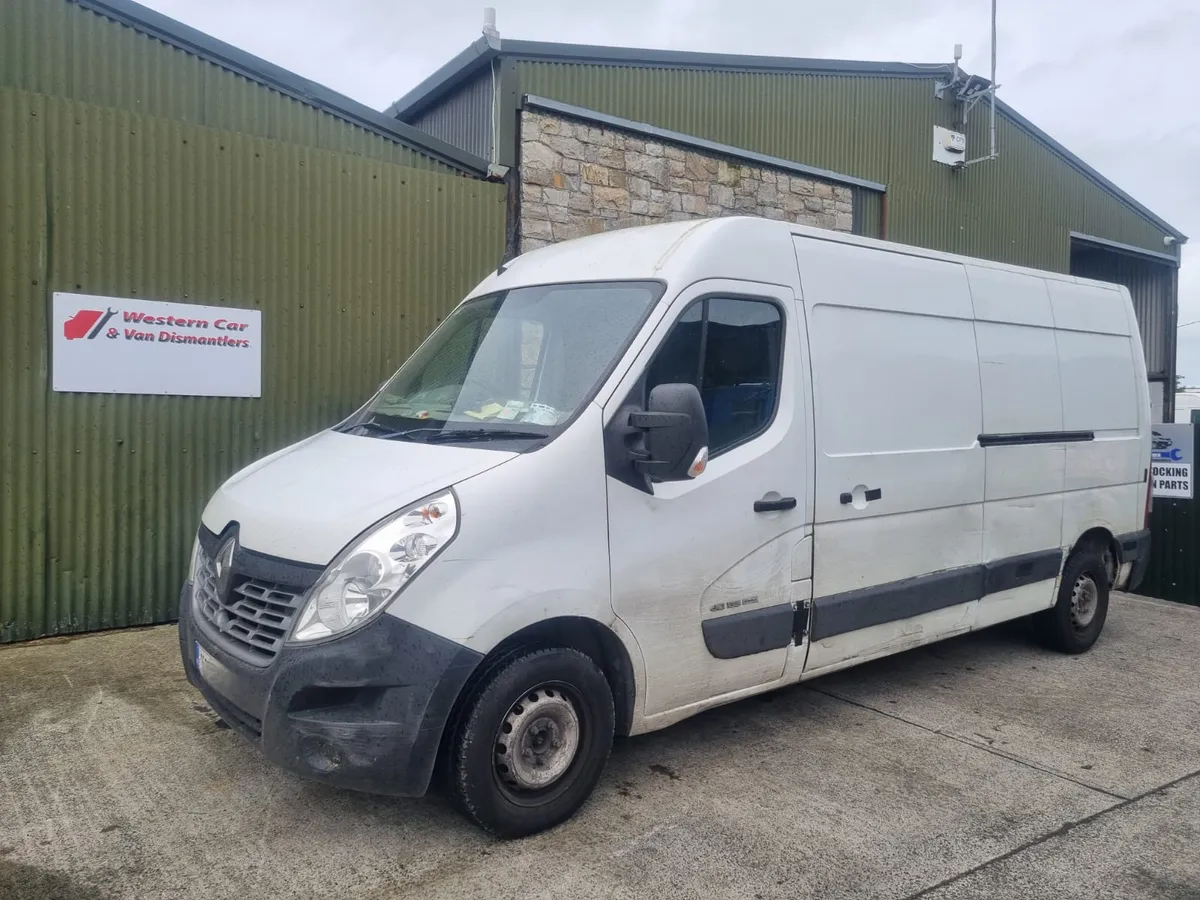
[385,35,501,119]
[501,39,950,78]
[385,38,945,121]
[69,0,492,176]
[998,99,1186,243]
[524,95,887,193]
[1070,232,1182,266]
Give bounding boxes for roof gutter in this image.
[70,0,493,177]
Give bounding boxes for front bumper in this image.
[178,583,482,797]
[1116,529,1151,593]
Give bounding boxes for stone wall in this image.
[519,110,855,253]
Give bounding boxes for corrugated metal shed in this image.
[0,84,505,642]
[1,0,488,175]
[391,39,1185,259]
[511,61,1177,268]
[1,0,507,642]
[410,67,495,162]
[0,88,48,643]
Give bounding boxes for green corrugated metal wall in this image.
[514,62,1170,270]
[0,6,506,642]
[0,0,455,173]
[853,188,883,239]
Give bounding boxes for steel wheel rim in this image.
[1070,573,1099,630]
[494,683,582,797]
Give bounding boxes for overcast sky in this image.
[139,0,1199,384]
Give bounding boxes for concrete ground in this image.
[1,594,1198,900]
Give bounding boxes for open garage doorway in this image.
[1070,234,1180,422]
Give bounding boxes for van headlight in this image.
[290,491,458,643]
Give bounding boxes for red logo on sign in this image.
[63,308,117,340]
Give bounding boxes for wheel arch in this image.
[448,616,638,740]
[1070,526,1120,585]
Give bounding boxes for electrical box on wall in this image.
[933,126,967,166]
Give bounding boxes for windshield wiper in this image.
[335,419,417,440]
[423,429,548,444]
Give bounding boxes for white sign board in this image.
[1151,424,1193,499]
[53,293,262,397]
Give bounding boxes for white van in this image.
[180,217,1152,837]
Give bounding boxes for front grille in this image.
[194,545,306,666]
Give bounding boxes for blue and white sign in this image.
[1151,424,1193,499]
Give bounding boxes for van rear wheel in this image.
[1033,550,1109,654]
[446,647,614,838]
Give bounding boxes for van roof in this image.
[472,217,1120,298]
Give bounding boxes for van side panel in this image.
[1052,286,1146,546]
[975,321,1067,561]
[805,304,984,601]
[966,265,1056,328]
[968,268,1068,623]
[1047,279,1131,336]
[796,237,985,673]
[795,234,1149,682]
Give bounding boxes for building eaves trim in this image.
[523,95,887,194]
[386,37,945,121]
[70,0,492,176]
[502,39,948,78]
[1070,232,1181,266]
[384,35,500,119]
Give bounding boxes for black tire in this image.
[1033,549,1110,654]
[446,647,614,838]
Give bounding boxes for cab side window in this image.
[645,297,783,455]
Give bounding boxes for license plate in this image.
[194,642,237,700]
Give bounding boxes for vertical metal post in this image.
[989,0,998,158]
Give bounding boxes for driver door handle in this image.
[754,496,797,513]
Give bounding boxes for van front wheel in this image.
[1033,550,1110,654]
[446,647,614,838]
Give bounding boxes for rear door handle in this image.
[754,496,797,513]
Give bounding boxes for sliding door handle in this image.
[840,487,883,505]
[754,496,797,513]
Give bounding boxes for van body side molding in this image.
[701,603,796,659]
[700,547,1068,658]
[806,548,1066,644]
[982,549,1063,595]
[809,566,984,643]
[978,431,1094,447]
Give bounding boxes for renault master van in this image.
[179,217,1152,837]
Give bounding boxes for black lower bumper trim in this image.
[179,583,482,797]
[1117,529,1151,592]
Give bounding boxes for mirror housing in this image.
[630,383,709,482]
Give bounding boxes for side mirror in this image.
[630,383,709,482]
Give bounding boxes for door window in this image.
[646,297,783,455]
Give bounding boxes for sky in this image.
[138,0,1199,382]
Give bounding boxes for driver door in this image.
[604,280,812,721]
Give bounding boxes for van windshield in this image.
[345,281,662,444]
